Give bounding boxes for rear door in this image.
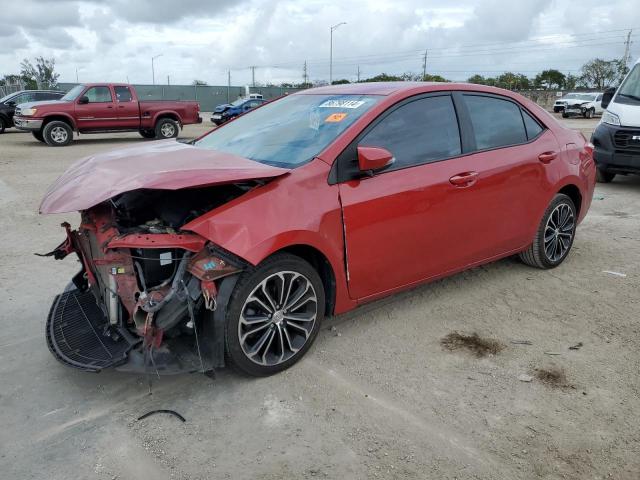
[74,85,118,130]
[114,85,140,129]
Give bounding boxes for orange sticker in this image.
[325,112,347,123]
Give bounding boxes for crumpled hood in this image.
[40,139,289,214]
[214,104,232,113]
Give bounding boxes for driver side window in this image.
[83,87,113,103]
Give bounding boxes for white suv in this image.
[555,92,604,119]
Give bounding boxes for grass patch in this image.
[534,367,573,388]
[440,332,504,357]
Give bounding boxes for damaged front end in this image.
[44,201,244,374]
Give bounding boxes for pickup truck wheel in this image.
[0,117,5,133]
[139,129,156,139]
[155,118,179,139]
[562,112,569,118]
[584,108,594,119]
[225,253,325,376]
[596,168,616,183]
[43,121,73,146]
[32,131,45,143]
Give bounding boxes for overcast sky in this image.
[1,0,638,86]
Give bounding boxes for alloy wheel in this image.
[50,126,68,143]
[238,271,318,366]
[160,123,176,137]
[544,203,575,262]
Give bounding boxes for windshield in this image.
[230,98,247,106]
[196,94,381,168]
[577,93,597,101]
[0,92,17,103]
[61,85,85,101]
[563,93,581,100]
[618,63,640,99]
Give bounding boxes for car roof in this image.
[11,89,64,94]
[296,81,525,97]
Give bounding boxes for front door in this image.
[74,85,118,130]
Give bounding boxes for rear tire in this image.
[562,112,568,118]
[139,129,156,139]
[519,194,577,269]
[155,118,179,139]
[32,131,45,143]
[0,117,5,133]
[224,253,325,376]
[596,168,615,183]
[43,120,73,146]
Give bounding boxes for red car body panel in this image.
[42,82,595,320]
[14,83,200,133]
[39,140,289,214]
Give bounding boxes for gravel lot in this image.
[1,115,638,479]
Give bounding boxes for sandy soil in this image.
[0,115,638,479]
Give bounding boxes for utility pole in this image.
[75,67,79,83]
[250,66,256,87]
[422,49,428,81]
[227,70,231,103]
[303,61,308,85]
[329,22,346,85]
[623,29,633,68]
[167,75,170,85]
[356,65,361,82]
[151,54,163,85]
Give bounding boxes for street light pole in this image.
[329,22,346,85]
[151,54,163,85]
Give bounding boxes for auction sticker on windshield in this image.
[325,112,347,122]
[318,99,365,109]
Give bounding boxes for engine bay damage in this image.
[43,185,252,375]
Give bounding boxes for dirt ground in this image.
[1,114,638,480]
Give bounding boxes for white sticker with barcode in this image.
[318,99,365,109]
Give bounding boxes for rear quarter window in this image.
[522,110,543,140]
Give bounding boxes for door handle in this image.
[538,151,558,164]
[107,105,113,108]
[449,171,479,187]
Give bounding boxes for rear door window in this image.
[359,95,462,170]
[464,95,527,150]
[114,86,133,102]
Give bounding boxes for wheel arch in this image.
[265,244,337,317]
[153,111,181,127]
[42,114,76,131]
[557,183,582,218]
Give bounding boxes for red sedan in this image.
[41,82,596,376]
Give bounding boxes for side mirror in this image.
[601,87,616,109]
[357,146,395,175]
[78,96,89,105]
[6,100,16,107]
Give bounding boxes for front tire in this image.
[32,131,45,143]
[155,118,179,139]
[596,168,615,183]
[43,120,73,146]
[584,108,594,119]
[0,117,5,133]
[519,194,577,269]
[224,253,325,376]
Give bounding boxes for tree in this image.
[533,69,565,89]
[0,74,23,87]
[363,73,404,82]
[423,73,449,82]
[579,58,626,89]
[331,79,350,85]
[20,57,59,89]
[192,79,208,86]
[467,74,487,84]
[564,73,578,90]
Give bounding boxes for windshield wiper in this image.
[618,93,640,102]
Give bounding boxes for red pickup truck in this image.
[13,83,201,146]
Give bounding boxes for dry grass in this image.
[440,332,504,357]
[534,367,573,388]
